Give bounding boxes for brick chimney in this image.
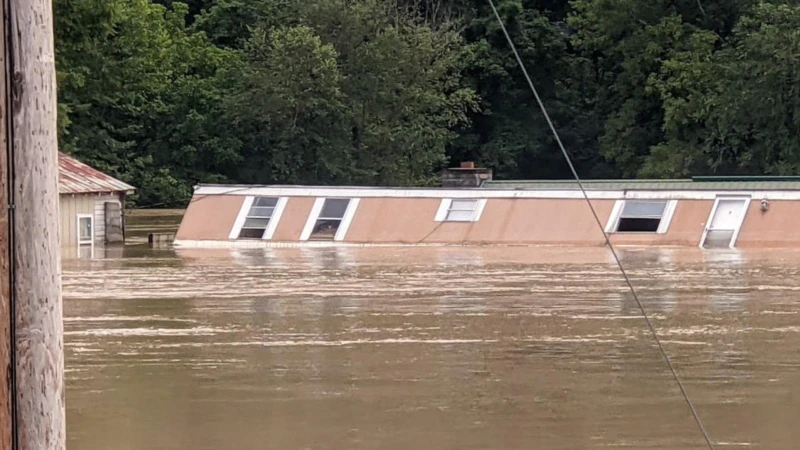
[440,161,492,188]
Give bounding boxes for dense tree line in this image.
[54,0,800,206]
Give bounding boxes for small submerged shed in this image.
[58,152,135,248]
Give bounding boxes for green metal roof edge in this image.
[486,176,800,184]
[481,178,800,191]
[484,179,692,185]
[691,175,800,182]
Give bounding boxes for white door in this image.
[701,198,749,248]
[710,199,746,230]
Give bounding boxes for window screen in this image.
[445,199,479,221]
[620,201,667,218]
[309,198,351,240]
[319,198,350,219]
[238,197,278,239]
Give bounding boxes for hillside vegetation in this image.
[56,0,800,205]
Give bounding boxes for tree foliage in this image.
[649,2,800,177]
[56,0,240,205]
[228,1,476,186]
[53,0,800,206]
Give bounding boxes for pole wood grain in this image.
[0,0,13,447]
[9,0,65,448]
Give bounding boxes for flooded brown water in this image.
[63,211,800,449]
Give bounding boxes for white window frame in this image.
[604,199,678,234]
[434,198,487,222]
[300,197,360,241]
[228,196,288,240]
[77,214,94,245]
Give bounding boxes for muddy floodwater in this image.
[63,211,800,449]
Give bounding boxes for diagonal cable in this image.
[484,1,715,448]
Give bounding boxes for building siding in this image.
[173,189,800,248]
[93,194,122,243]
[738,201,800,247]
[271,197,315,241]
[344,198,442,243]
[344,198,614,245]
[175,195,245,241]
[59,194,95,247]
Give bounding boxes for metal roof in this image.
[481,179,800,191]
[59,152,135,195]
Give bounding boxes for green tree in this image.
[152,0,213,23]
[53,0,800,208]
[228,25,351,184]
[450,0,608,180]
[569,0,695,176]
[310,0,477,184]
[228,0,476,186]
[193,0,298,49]
[649,2,800,177]
[56,0,239,205]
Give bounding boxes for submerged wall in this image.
[737,201,800,248]
[345,198,613,245]
[60,194,95,247]
[271,197,315,241]
[173,186,800,248]
[176,195,244,241]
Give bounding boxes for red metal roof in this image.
[58,152,135,195]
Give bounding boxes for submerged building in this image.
[59,152,135,252]
[174,168,800,249]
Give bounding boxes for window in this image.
[78,215,93,245]
[309,198,350,240]
[300,197,360,242]
[435,198,487,222]
[229,196,287,241]
[238,197,278,239]
[447,199,479,221]
[607,200,676,233]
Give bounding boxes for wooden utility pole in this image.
[1,0,66,449]
[0,0,11,444]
